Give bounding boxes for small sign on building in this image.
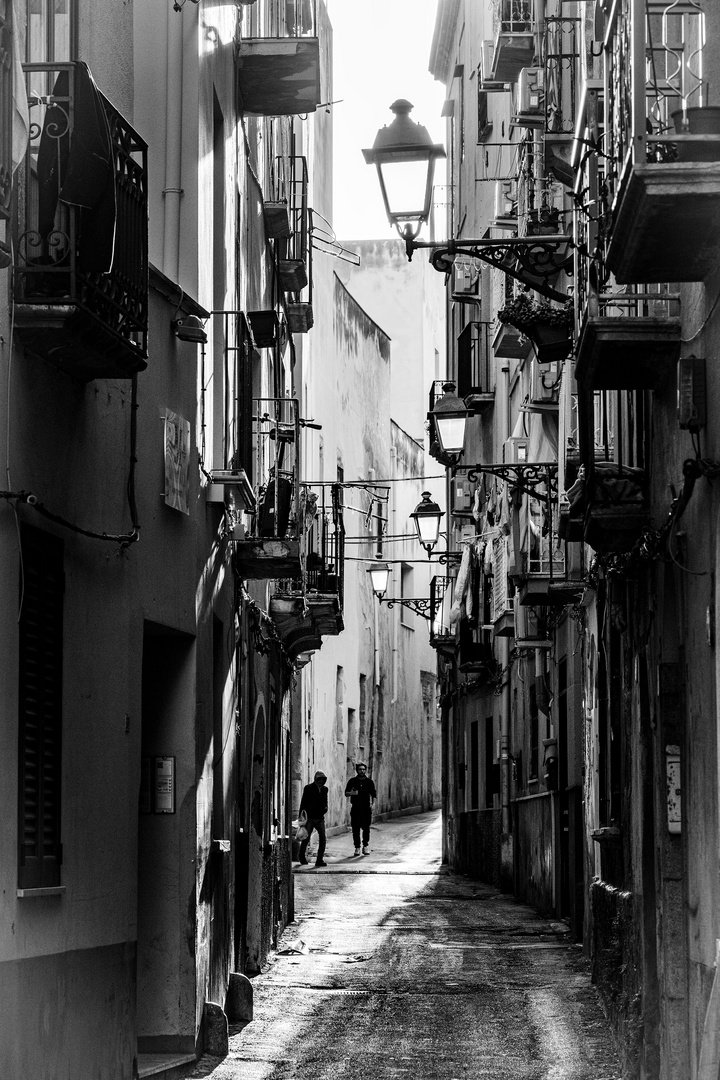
[164,409,191,514]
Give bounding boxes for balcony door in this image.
[26,0,75,63]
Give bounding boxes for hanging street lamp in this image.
[430,382,470,459]
[362,99,446,243]
[367,561,391,600]
[364,102,573,302]
[410,491,444,558]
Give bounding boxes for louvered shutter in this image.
[18,527,64,889]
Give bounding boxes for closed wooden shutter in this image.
[18,527,64,889]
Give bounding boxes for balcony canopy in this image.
[236,38,321,116]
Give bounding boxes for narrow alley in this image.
[188,813,621,1080]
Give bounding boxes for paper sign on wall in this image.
[164,410,191,514]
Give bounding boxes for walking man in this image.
[345,762,376,856]
[298,770,328,868]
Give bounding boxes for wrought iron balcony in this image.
[273,155,311,300]
[232,397,304,579]
[270,485,345,645]
[457,321,494,411]
[0,2,11,231]
[575,288,681,391]
[512,495,569,606]
[542,16,580,186]
[430,575,456,654]
[491,0,536,84]
[490,533,515,637]
[458,620,495,674]
[236,0,321,116]
[12,62,148,380]
[583,464,650,555]
[602,0,720,282]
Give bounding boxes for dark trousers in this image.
[299,816,326,863]
[351,805,372,847]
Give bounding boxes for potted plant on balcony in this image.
[671,97,720,162]
[526,206,561,236]
[497,292,573,363]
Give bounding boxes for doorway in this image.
[137,622,196,1055]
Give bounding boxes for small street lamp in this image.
[431,382,469,459]
[410,491,444,557]
[367,561,391,600]
[362,99,446,242]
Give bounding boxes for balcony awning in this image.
[236,38,321,116]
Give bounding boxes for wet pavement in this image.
[189,811,622,1079]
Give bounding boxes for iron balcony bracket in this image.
[456,461,559,502]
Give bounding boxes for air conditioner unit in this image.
[479,40,508,91]
[452,477,475,514]
[518,66,544,114]
[530,362,559,405]
[494,180,517,224]
[452,256,481,299]
[504,436,529,463]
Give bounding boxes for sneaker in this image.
[315,860,327,868]
[354,847,361,857]
[362,846,369,855]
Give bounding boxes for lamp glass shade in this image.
[367,562,391,599]
[363,100,445,230]
[410,492,444,552]
[435,414,467,456]
[432,382,469,456]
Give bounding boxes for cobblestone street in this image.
[188,812,622,1079]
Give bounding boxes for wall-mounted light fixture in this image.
[410,491,444,558]
[173,314,208,344]
[365,101,573,302]
[431,382,469,459]
[367,561,391,600]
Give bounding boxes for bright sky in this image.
[326,1,447,242]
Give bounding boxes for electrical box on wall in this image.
[678,356,707,431]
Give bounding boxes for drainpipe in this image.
[500,636,511,835]
[163,2,184,278]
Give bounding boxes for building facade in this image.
[428,1,720,1077]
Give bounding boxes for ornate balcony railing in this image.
[543,17,579,137]
[457,321,494,407]
[12,62,148,379]
[0,2,12,223]
[601,0,720,281]
[430,575,455,651]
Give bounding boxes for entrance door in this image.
[137,623,195,1055]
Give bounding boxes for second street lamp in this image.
[410,491,444,558]
[431,382,469,459]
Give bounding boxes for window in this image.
[18,526,64,889]
[477,89,492,141]
[358,674,367,751]
[470,720,479,809]
[335,666,344,742]
[485,716,498,807]
[529,684,539,780]
[400,564,413,627]
[26,0,74,63]
[1,0,13,222]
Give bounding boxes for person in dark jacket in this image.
[344,762,377,856]
[298,770,328,868]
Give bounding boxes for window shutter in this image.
[18,527,64,889]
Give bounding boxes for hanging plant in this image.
[497,292,573,332]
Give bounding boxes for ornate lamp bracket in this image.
[380,597,433,620]
[457,462,559,503]
[406,235,574,303]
